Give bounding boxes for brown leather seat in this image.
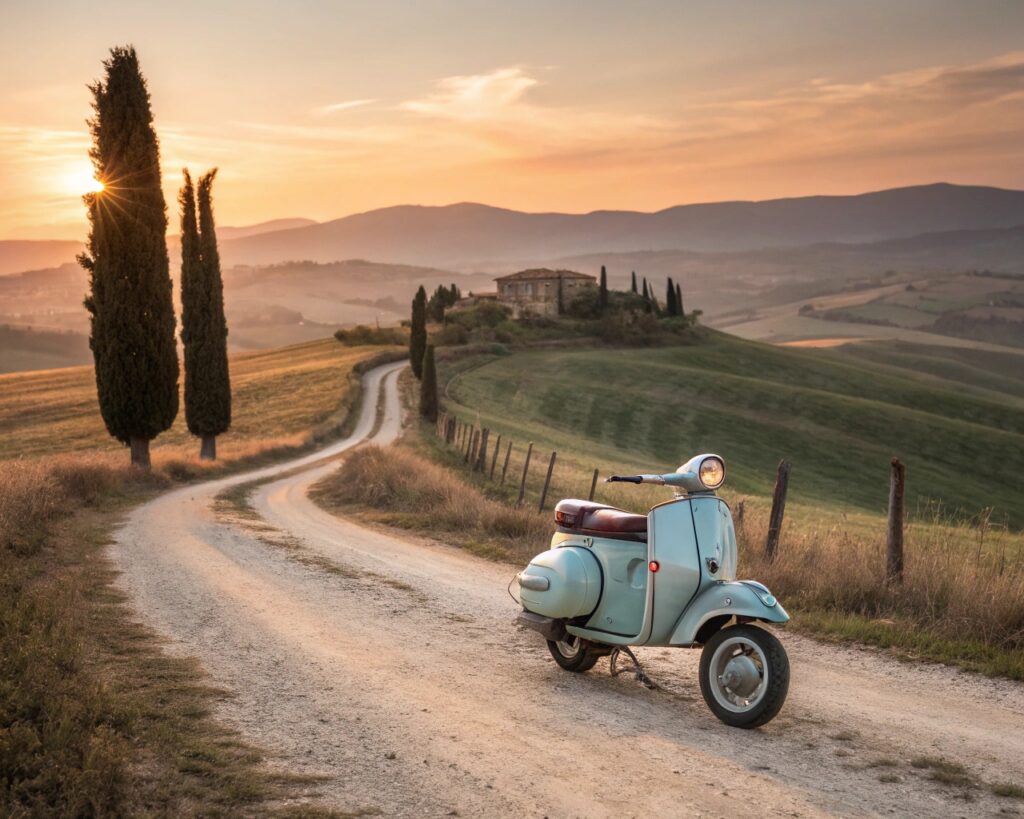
[555,499,647,541]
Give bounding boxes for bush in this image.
[334,324,406,346]
[448,302,512,330]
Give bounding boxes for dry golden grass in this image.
[311,445,550,562]
[0,338,399,462]
[737,503,1024,677]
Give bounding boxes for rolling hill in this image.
[439,332,1024,527]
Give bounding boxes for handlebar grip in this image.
[606,475,643,484]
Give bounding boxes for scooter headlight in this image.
[698,456,725,489]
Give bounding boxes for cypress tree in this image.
[410,285,427,379]
[676,282,684,315]
[631,271,637,294]
[642,277,653,313]
[419,345,438,422]
[666,277,678,316]
[181,168,231,460]
[79,46,178,468]
[599,265,608,311]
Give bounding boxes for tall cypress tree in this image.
[642,277,652,313]
[410,285,427,379]
[631,271,637,294]
[666,277,678,316]
[599,265,608,311]
[419,345,438,422]
[676,282,684,316]
[181,168,231,460]
[79,46,178,468]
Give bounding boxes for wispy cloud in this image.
[311,98,378,117]
[400,67,539,120]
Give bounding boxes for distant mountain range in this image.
[0,217,315,276]
[213,183,1024,270]
[4,183,1024,276]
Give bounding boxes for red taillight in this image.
[555,510,576,526]
[648,560,660,573]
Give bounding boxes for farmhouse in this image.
[493,268,596,317]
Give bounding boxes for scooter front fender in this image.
[669,581,789,646]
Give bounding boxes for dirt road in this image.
[113,362,1024,817]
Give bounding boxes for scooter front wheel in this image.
[546,636,601,672]
[699,624,789,728]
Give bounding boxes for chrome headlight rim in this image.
[698,455,726,489]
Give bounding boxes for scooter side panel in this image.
[519,546,603,619]
[582,538,647,637]
[669,582,790,645]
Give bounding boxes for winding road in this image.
[113,361,1024,817]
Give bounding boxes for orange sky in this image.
[2,1,1024,239]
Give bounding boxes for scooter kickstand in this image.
[609,646,659,690]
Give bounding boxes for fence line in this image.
[432,414,912,580]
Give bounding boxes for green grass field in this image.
[440,331,1024,527]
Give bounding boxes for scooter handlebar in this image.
[606,475,644,484]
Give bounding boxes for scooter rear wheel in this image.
[546,636,601,672]
[699,624,789,728]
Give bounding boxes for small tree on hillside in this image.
[676,282,684,315]
[410,285,427,379]
[599,265,609,311]
[419,344,438,422]
[79,46,178,468]
[666,277,678,316]
[181,168,231,460]
[642,277,653,313]
[631,271,637,294]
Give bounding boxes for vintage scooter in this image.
[515,454,790,728]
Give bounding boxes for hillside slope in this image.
[441,332,1024,526]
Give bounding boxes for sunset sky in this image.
[2,0,1024,239]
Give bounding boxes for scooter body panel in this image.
[669,581,790,645]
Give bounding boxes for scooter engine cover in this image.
[519,547,602,619]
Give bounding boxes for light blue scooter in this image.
[515,454,790,728]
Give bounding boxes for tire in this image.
[546,635,601,672]
[699,624,789,728]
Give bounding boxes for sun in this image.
[63,162,105,195]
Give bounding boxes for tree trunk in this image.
[130,436,151,469]
[200,434,217,461]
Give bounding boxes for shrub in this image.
[334,324,406,346]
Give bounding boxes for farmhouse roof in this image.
[493,268,596,283]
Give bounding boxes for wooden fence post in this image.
[500,441,513,485]
[538,451,557,513]
[887,458,905,584]
[465,430,477,464]
[517,443,534,506]
[476,428,490,473]
[490,435,501,480]
[764,459,790,562]
[588,468,599,501]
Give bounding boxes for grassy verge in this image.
[1,343,403,815]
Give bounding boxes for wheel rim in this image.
[555,635,582,659]
[708,635,768,713]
